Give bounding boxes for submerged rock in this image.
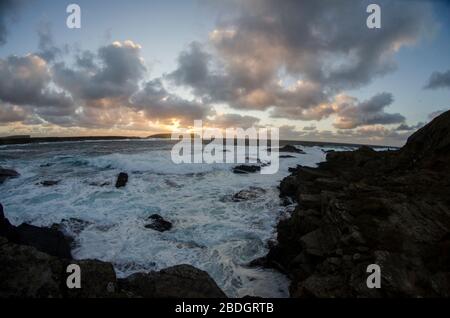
[0,167,19,184]
[40,180,60,187]
[232,187,266,202]
[115,172,128,188]
[145,214,172,232]
[232,165,261,174]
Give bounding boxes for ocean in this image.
[0,139,358,297]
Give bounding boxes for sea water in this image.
[0,139,349,297]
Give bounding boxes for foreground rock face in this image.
[266,110,450,297]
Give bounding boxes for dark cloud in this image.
[0,103,28,123]
[334,92,405,129]
[0,54,73,115]
[425,70,450,89]
[53,41,146,101]
[130,79,212,125]
[169,0,432,121]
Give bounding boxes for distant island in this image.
[0,136,142,146]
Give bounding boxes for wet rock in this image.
[115,172,128,188]
[265,110,450,298]
[118,264,227,298]
[232,165,261,174]
[279,155,296,158]
[40,180,59,187]
[232,187,266,202]
[15,224,72,259]
[279,145,305,154]
[0,167,19,184]
[145,214,172,232]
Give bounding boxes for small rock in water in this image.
[279,145,305,154]
[279,155,296,158]
[40,180,60,187]
[115,172,128,188]
[0,167,20,184]
[145,214,172,232]
[232,165,261,174]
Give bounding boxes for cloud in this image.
[0,54,74,117]
[425,70,450,89]
[53,41,146,101]
[0,103,28,123]
[169,0,432,121]
[0,0,21,46]
[130,79,212,125]
[333,92,405,129]
[395,122,424,131]
[428,109,449,120]
[206,113,260,128]
[36,21,62,62]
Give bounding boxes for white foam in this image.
[0,142,336,297]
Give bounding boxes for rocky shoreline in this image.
[256,110,450,297]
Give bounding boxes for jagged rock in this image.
[115,172,128,188]
[118,264,227,298]
[145,214,172,232]
[0,167,19,184]
[232,165,261,174]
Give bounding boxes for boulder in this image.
[118,264,227,298]
[145,214,172,232]
[115,172,128,188]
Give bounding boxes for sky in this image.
[0,0,449,146]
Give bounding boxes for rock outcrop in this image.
[264,110,450,297]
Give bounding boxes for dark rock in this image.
[115,172,128,188]
[15,224,72,259]
[0,167,20,184]
[118,264,227,298]
[40,180,59,187]
[89,181,111,187]
[279,155,296,158]
[279,145,305,154]
[232,165,261,174]
[145,214,172,232]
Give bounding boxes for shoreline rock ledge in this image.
[262,110,450,297]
